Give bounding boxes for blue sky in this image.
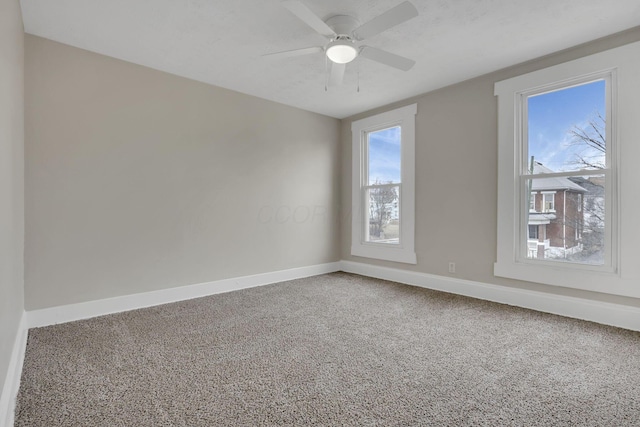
[368,126,401,184]
[528,80,605,172]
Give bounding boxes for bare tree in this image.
[582,192,605,253]
[568,112,606,169]
[368,181,398,239]
[566,113,606,261]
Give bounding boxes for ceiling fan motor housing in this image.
[325,15,360,64]
[325,15,360,36]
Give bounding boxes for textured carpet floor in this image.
[15,272,640,426]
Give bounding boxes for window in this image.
[525,79,610,266]
[578,194,582,212]
[529,193,536,212]
[351,104,416,264]
[494,41,640,298]
[365,127,401,244]
[542,192,555,212]
[528,225,538,240]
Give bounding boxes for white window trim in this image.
[351,104,417,264]
[494,41,640,299]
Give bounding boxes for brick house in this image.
[528,162,586,259]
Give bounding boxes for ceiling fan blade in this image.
[352,1,418,41]
[360,46,415,71]
[329,62,346,86]
[263,46,323,59]
[282,0,336,38]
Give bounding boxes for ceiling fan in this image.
[266,0,419,86]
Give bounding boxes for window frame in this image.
[493,41,640,298]
[351,104,417,264]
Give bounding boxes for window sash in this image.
[518,75,613,175]
[521,175,613,270]
[365,126,402,186]
[362,183,402,245]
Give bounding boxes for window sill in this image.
[493,260,640,298]
[351,244,417,264]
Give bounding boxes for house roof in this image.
[569,176,605,196]
[530,162,586,193]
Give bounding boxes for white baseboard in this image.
[340,260,640,332]
[0,312,28,427]
[28,262,341,328]
[26,259,640,331]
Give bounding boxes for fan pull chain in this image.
[356,60,360,93]
[324,55,328,92]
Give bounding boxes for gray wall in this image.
[341,27,640,308]
[25,35,341,310]
[0,0,25,400]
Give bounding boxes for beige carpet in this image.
[15,272,640,426]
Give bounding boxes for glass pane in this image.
[526,174,605,265]
[366,185,400,244]
[368,126,401,185]
[527,80,606,173]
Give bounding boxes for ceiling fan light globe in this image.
[326,42,358,64]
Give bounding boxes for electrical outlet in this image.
[448,262,456,273]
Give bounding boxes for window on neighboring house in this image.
[578,193,582,212]
[529,193,536,212]
[351,104,417,264]
[542,192,555,212]
[528,225,538,240]
[493,41,640,298]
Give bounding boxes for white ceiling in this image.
[19,0,640,119]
